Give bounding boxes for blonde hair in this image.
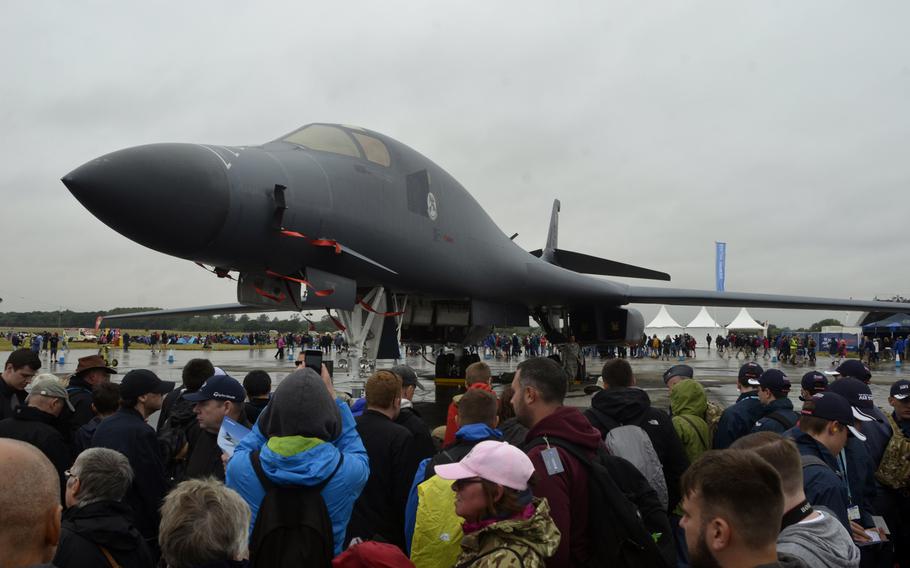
[159,478,251,567]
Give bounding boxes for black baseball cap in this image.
[663,364,693,384]
[120,369,175,399]
[184,374,246,403]
[890,379,910,400]
[801,392,866,441]
[738,362,764,386]
[827,377,877,422]
[829,359,872,382]
[799,371,828,401]
[758,369,791,393]
[390,365,426,390]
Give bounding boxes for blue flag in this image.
[715,242,726,292]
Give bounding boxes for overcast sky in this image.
[2,1,908,328]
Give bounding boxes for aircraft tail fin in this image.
[543,199,559,254]
[529,199,669,281]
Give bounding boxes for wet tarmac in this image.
[5,346,906,427]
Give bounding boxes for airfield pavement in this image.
[4,346,908,428]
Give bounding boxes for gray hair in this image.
[159,478,250,567]
[71,448,133,507]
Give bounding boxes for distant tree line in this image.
[0,309,340,334]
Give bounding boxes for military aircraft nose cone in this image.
[63,143,230,258]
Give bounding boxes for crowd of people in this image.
[3,329,351,356]
[1,345,909,568]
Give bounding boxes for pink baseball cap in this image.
[434,441,535,491]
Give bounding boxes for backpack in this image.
[603,425,669,511]
[875,413,910,489]
[248,450,342,567]
[525,436,673,568]
[157,389,196,481]
[411,474,464,568]
[758,411,796,432]
[704,401,724,447]
[801,454,833,473]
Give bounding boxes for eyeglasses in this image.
[294,360,305,366]
[64,469,77,481]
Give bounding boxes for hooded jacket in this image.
[54,500,154,568]
[405,423,502,566]
[714,390,763,449]
[752,397,799,434]
[454,498,560,568]
[777,506,860,568]
[584,386,689,511]
[524,406,603,567]
[787,428,850,529]
[226,398,369,556]
[669,379,710,464]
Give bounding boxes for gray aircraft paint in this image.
[62,123,910,342]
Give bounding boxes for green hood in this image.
[670,379,707,418]
[670,379,711,469]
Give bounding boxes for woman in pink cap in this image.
[435,440,560,567]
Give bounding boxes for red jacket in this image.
[525,406,603,568]
[442,382,495,447]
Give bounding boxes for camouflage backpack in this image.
[875,412,910,489]
[705,400,724,448]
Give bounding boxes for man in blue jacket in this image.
[226,366,369,556]
[752,369,799,434]
[714,362,764,448]
[786,391,863,530]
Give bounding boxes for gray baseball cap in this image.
[30,377,75,411]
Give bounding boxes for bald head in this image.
[0,439,61,567]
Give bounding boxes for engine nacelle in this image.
[568,306,644,345]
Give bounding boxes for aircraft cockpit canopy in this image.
[282,124,391,167]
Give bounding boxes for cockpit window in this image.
[351,132,391,167]
[282,124,361,158]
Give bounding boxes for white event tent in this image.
[644,305,684,338]
[685,307,726,346]
[725,308,767,332]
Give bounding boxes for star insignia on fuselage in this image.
[427,192,438,220]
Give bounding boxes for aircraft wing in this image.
[625,286,910,312]
[101,303,280,323]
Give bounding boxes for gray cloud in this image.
[2,1,909,328]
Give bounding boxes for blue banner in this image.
[715,242,726,292]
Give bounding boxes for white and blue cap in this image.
[891,379,910,400]
[183,374,245,403]
[802,392,867,441]
[827,377,878,422]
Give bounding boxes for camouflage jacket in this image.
[454,498,560,568]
